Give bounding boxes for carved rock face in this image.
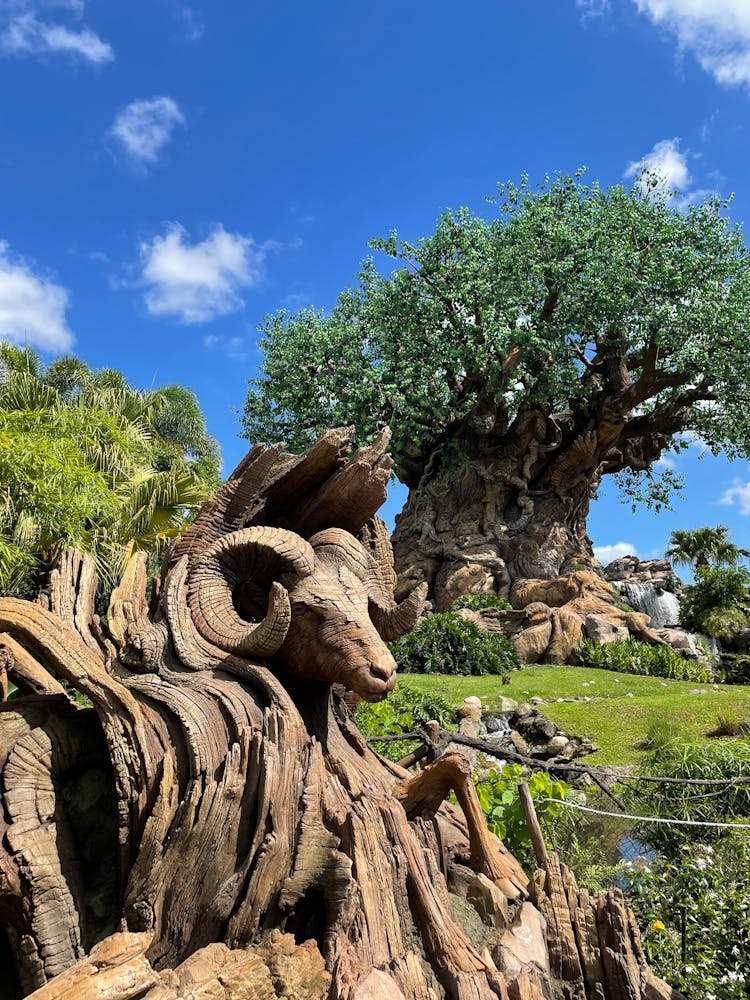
[276,532,399,701]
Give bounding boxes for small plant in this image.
[473,763,569,867]
[577,638,711,683]
[450,593,511,612]
[639,712,679,750]
[389,613,520,676]
[354,683,454,762]
[713,713,750,737]
[625,836,750,1000]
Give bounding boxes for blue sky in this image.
[2,0,750,569]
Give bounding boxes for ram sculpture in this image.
[0,428,681,1000]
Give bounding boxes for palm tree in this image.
[665,526,750,570]
[0,343,220,595]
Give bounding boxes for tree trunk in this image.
[0,429,683,1000]
[0,429,529,1000]
[392,432,597,611]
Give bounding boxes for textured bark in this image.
[529,854,683,1000]
[0,428,515,1000]
[0,428,682,1000]
[390,404,673,610]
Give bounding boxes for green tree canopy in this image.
[0,344,220,595]
[243,173,750,493]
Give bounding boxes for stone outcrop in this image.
[602,556,678,589]
[457,570,667,665]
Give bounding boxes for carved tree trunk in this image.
[0,429,528,1000]
[392,427,598,611]
[0,428,682,1000]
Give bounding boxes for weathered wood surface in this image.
[0,427,683,1000]
[529,853,683,1000]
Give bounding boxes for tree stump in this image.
[0,428,682,1000]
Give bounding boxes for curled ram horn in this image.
[308,527,372,577]
[188,526,314,657]
[369,582,428,641]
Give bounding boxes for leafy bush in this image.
[450,593,512,612]
[354,682,454,762]
[473,763,569,867]
[626,836,750,1000]
[389,613,520,676]
[634,740,750,847]
[699,606,748,642]
[719,653,750,685]
[577,638,711,683]
[679,565,750,635]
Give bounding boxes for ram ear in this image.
[187,527,314,657]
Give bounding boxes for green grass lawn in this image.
[401,666,750,766]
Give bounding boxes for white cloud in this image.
[655,455,677,471]
[110,97,185,167]
[140,224,264,324]
[0,241,73,351]
[0,4,113,65]
[593,541,639,564]
[632,0,750,89]
[625,138,690,194]
[203,334,248,361]
[719,480,750,515]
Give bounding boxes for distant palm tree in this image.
[665,526,750,570]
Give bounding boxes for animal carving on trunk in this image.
[183,522,424,700]
[0,427,682,1000]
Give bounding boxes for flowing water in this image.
[622,581,681,628]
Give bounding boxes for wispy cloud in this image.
[576,0,612,20]
[0,3,112,65]
[0,240,73,351]
[654,455,677,471]
[176,5,203,42]
[110,97,185,168]
[593,541,639,564]
[203,334,248,361]
[140,223,265,324]
[719,479,750,515]
[632,0,750,89]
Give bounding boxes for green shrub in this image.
[639,712,680,750]
[625,835,750,1000]
[679,564,750,634]
[354,682,454,762]
[718,653,750,685]
[577,638,711,683]
[635,739,750,845]
[389,613,520,676]
[699,606,748,641]
[450,593,511,612]
[473,763,569,867]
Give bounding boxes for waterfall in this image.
[622,581,681,628]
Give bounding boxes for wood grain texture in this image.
[0,429,682,1000]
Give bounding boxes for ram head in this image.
[186,518,426,701]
